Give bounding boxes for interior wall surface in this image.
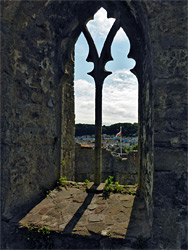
[1,0,78,220]
[1,1,62,219]
[145,1,188,248]
[1,1,187,249]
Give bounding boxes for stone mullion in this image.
[94,83,103,185]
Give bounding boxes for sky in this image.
[74,8,138,126]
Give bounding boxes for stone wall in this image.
[1,0,187,249]
[1,1,60,219]
[1,0,150,219]
[1,1,76,220]
[145,1,188,248]
[75,144,138,185]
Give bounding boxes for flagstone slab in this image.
[19,182,150,241]
[113,213,130,223]
[86,222,105,234]
[73,193,87,203]
[104,204,124,215]
[66,203,82,213]
[95,205,105,213]
[38,207,50,215]
[88,214,104,222]
[104,215,115,225]
[46,208,61,218]
[88,204,98,210]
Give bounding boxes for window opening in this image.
[75,33,95,124]
[75,8,138,185]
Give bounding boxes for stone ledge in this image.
[19,183,149,243]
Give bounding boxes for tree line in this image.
[75,123,138,137]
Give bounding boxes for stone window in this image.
[74,7,138,184]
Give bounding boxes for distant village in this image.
[75,123,138,157]
[75,134,138,157]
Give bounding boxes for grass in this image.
[103,176,137,196]
[57,176,67,187]
[56,176,137,198]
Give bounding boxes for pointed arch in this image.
[59,0,154,227]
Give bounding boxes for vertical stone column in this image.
[94,84,103,185]
[82,19,120,184]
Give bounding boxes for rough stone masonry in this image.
[1,0,187,249]
[75,144,138,184]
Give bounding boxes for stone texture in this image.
[75,144,138,184]
[1,0,187,249]
[17,184,145,248]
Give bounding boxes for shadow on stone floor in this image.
[2,183,151,249]
[63,184,97,235]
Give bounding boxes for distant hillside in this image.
[75,123,138,137]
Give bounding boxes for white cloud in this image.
[74,9,136,125]
[74,79,94,97]
[74,79,95,124]
[75,69,138,125]
[87,8,128,44]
